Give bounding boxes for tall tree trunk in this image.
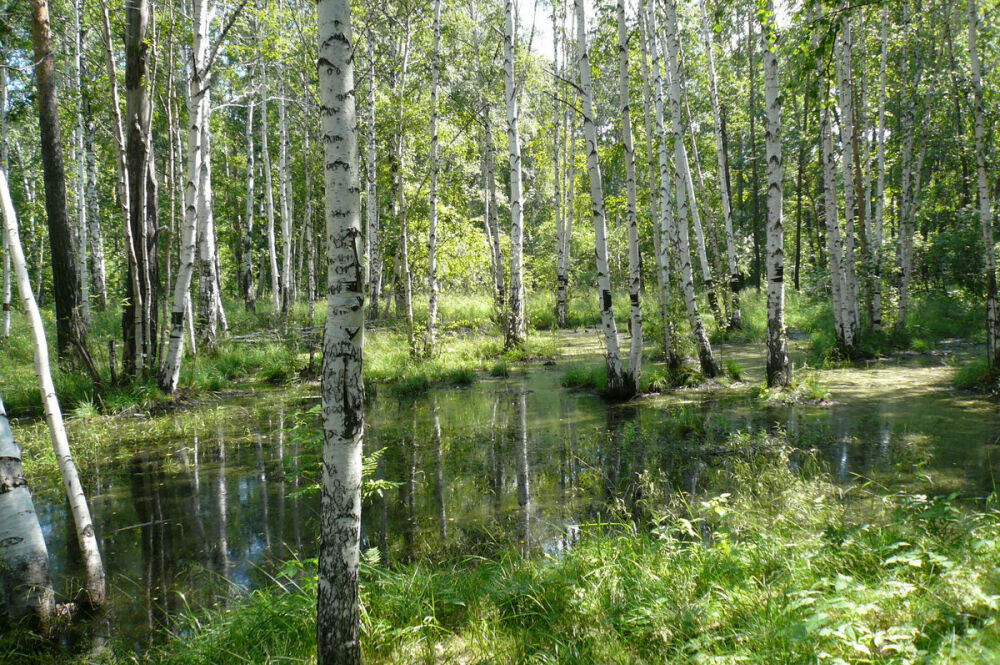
[698,0,741,329]
[83,106,107,311]
[664,0,718,377]
[748,16,762,290]
[576,0,628,397]
[0,396,53,628]
[243,96,257,312]
[871,4,888,332]
[391,28,414,350]
[835,10,860,334]
[124,0,159,376]
[617,0,642,393]
[279,88,294,316]
[426,0,442,355]
[72,0,91,329]
[30,0,88,358]
[160,0,210,393]
[553,1,568,328]
[261,65,281,313]
[967,0,1000,368]
[316,0,364,660]
[365,32,382,319]
[1,168,105,607]
[645,0,682,367]
[1,54,9,339]
[762,0,790,387]
[504,0,526,348]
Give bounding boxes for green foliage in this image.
[724,359,744,381]
[953,359,999,392]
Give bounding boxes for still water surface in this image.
[33,342,1000,651]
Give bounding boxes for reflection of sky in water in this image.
[31,347,1000,652]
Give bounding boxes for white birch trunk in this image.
[576,0,628,396]
[699,0,741,329]
[835,13,860,336]
[72,0,90,328]
[762,0,790,387]
[617,0,642,392]
[243,97,257,311]
[967,0,1000,368]
[646,0,682,367]
[0,168,105,607]
[365,32,381,319]
[316,0,364,659]
[664,0,718,377]
[84,114,106,311]
[279,89,294,316]
[553,1,567,328]
[504,0,526,347]
[0,396,53,626]
[261,65,281,313]
[871,4,888,331]
[426,0,442,354]
[160,0,210,393]
[1,57,9,338]
[197,101,220,348]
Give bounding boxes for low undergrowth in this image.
[43,433,1000,665]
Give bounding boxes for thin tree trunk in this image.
[748,16,762,290]
[577,0,628,397]
[160,0,210,393]
[426,0,442,355]
[391,28,414,351]
[664,0,718,377]
[72,0,91,328]
[261,65,281,313]
[871,4,888,331]
[835,10,861,334]
[365,31,382,319]
[699,0,741,328]
[967,0,1000,368]
[504,0,526,348]
[646,0,682,367]
[279,88,294,316]
[243,96,257,312]
[762,0,790,387]
[1,55,9,339]
[553,1,567,328]
[316,0,364,659]
[617,0,642,392]
[1,168,105,607]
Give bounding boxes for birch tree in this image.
[967,0,1000,369]
[664,0,719,377]
[426,0,442,354]
[698,0,741,329]
[1,168,105,608]
[365,30,382,319]
[617,0,643,393]
[316,0,364,659]
[504,0,526,348]
[871,4,888,332]
[576,0,630,397]
[762,0,790,387]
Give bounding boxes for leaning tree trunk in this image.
[316,0,364,661]
[504,0,526,348]
[664,0,718,377]
[967,0,1000,369]
[426,0,442,355]
[0,395,53,628]
[645,0,682,368]
[30,0,88,358]
[576,0,628,397]
[1,168,105,608]
[762,0,790,387]
[698,0,741,329]
[616,0,642,393]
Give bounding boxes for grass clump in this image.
[561,364,607,392]
[724,359,744,381]
[953,358,999,392]
[489,362,511,377]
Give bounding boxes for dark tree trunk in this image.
[30,0,87,358]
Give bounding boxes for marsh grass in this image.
[83,432,1000,665]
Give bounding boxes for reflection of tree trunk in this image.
[214,437,230,585]
[401,421,418,562]
[515,392,530,552]
[433,399,446,542]
[489,397,503,513]
[256,435,272,551]
[129,454,170,639]
[178,441,207,561]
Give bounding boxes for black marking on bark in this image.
[602,290,612,311]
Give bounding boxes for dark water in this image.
[33,346,1000,651]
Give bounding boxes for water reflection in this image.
[35,355,1000,650]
